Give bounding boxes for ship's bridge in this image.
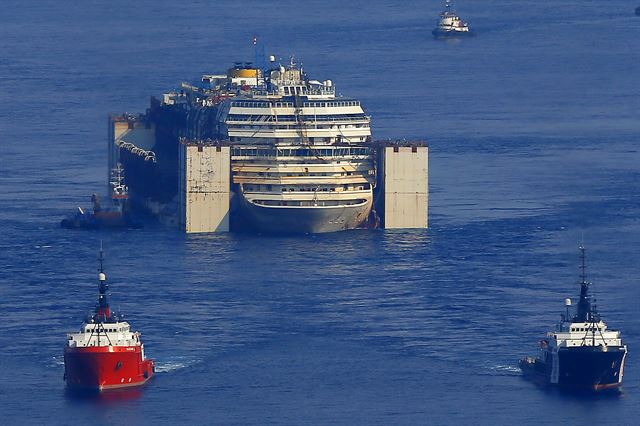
[259,65,336,99]
[67,321,142,348]
[546,321,623,348]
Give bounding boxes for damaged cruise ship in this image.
[109,56,428,233]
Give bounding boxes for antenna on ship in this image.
[95,240,111,323]
[252,35,266,79]
[98,240,105,273]
[575,241,598,323]
[253,35,258,74]
[579,242,586,285]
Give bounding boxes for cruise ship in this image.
[217,60,375,233]
[116,57,380,233]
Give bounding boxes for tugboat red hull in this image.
[64,346,155,391]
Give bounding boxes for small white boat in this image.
[432,0,473,38]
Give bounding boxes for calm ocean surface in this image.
[1,0,639,424]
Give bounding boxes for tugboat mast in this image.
[575,243,604,347]
[575,244,593,322]
[95,243,111,322]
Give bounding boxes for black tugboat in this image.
[519,245,628,391]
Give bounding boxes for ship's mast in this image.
[575,244,598,323]
[95,243,111,322]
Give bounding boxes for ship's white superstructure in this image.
[216,60,375,232]
[67,321,142,348]
[547,319,624,350]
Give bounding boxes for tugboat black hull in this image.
[520,346,627,391]
[61,212,143,230]
[557,347,627,390]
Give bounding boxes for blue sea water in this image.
[1,0,640,424]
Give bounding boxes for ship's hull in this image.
[60,211,142,230]
[432,29,474,38]
[64,345,155,391]
[237,194,373,234]
[520,346,627,390]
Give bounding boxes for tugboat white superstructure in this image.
[519,245,628,391]
[432,0,473,38]
[64,247,155,391]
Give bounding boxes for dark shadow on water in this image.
[64,386,144,404]
[519,375,625,400]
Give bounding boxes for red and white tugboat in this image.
[64,248,155,391]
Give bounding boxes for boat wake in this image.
[154,357,199,373]
[484,364,521,376]
[50,355,64,367]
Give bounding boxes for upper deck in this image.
[67,321,142,348]
[547,321,623,348]
[161,59,352,111]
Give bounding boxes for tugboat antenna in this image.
[579,243,586,285]
[98,240,105,273]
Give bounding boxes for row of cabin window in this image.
[244,184,370,192]
[281,184,370,191]
[282,86,337,96]
[245,171,364,177]
[231,147,371,156]
[571,327,599,332]
[229,104,362,114]
[302,101,360,107]
[232,101,296,108]
[279,184,369,192]
[231,101,272,108]
[229,136,369,144]
[227,124,370,131]
[87,328,123,333]
[283,87,309,95]
[227,114,367,121]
